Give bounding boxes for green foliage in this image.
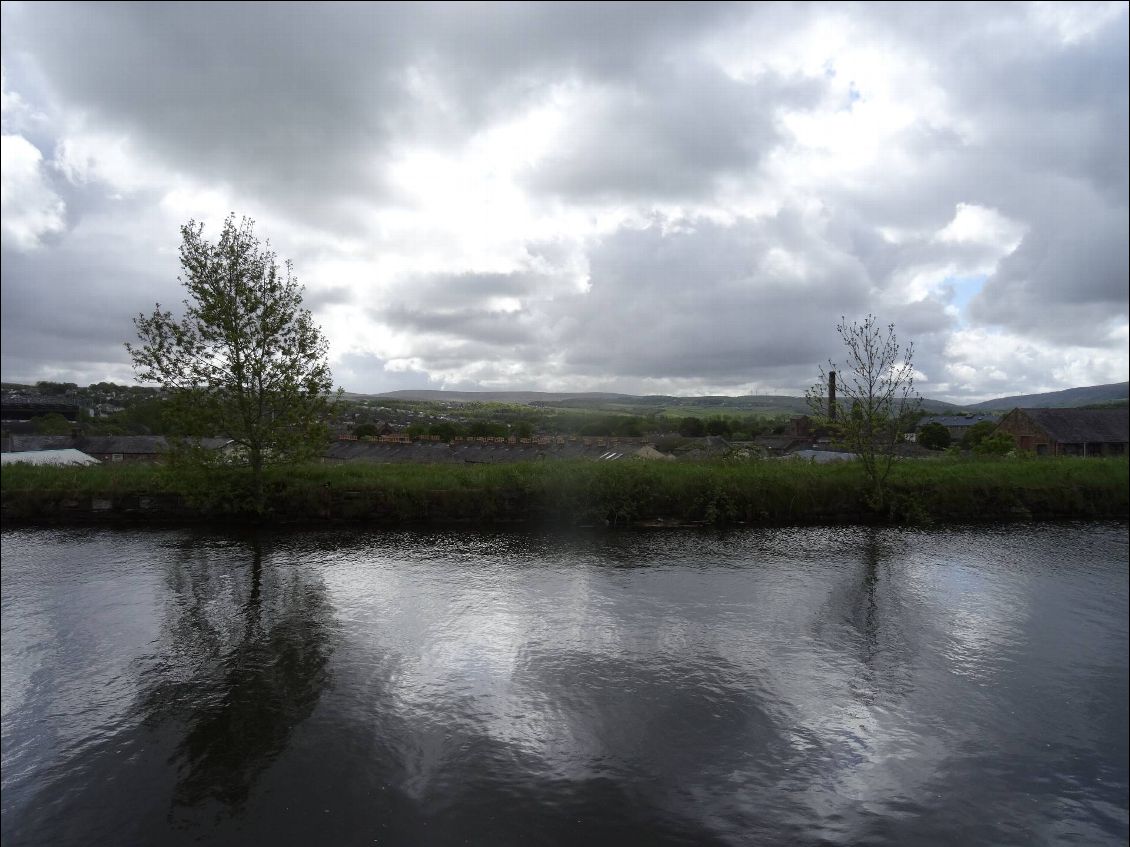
[34,381,77,395]
[32,412,73,435]
[705,418,733,437]
[975,432,1015,456]
[961,420,997,449]
[468,421,508,438]
[126,215,335,509]
[4,456,1126,525]
[88,397,179,435]
[678,417,706,437]
[353,423,380,438]
[806,315,921,509]
[917,422,951,450]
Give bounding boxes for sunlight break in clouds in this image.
[0,2,1126,401]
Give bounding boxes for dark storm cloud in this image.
[1,2,1126,396]
[3,3,410,229]
[368,270,562,353]
[527,67,823,201]
[394,271,547,309]
[969,201,1129,343]
[380,305,538,347]
[2,2,748,229]
[555,213,873,383]
[0,198,182,382]
[301,284,356,311]
[823,2,1129,348]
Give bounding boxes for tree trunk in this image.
[249,446,265,516]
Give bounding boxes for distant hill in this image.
[370,383,1130,414]
[372,389,963,415]
[370,390,631,404]
[966,382,1129,411]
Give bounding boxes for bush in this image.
[961,420,997,449]
[32,412,74,435]
[917,422,951,450]
[975,433,1015,456]
[678,417,706,437]
[705,418,733,437]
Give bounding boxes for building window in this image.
[111,453,123,462]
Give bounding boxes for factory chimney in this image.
[828,371,837,420]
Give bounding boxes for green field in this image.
[3,455,1126,527]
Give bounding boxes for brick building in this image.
[993,408,1128,456]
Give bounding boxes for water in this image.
[1,524,1126,846]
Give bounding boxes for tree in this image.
[35,381,78,395]
[917,421,951,450]
[33,412,73,435]
[974,432,1014,456]
[678,416,706,437]
[430,422,459,442]
[127,215,334,507]
[806,315,921,508]
[705,417,733,437]
[960,420,997,450]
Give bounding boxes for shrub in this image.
[961,420,997,449]
[975,433,1015,456]
[917,422,951,450]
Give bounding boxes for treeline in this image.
[29,398,201,437]
[18,384,794,442]
[355,412,791,441]
[4,380,161,400]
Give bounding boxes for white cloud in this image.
[0,133,65,250]
[935,203,1026,250]
[939,326,1130,401]
[0,3,1126,398]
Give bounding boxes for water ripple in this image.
[2,523,1127,846]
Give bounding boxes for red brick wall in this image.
[994,409,1056,454]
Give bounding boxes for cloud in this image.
[0,2,1126,399]
[556,213,870,381]
[0,134,66,249]
[527,66,823,202]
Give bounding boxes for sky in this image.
[1,1,1127,402]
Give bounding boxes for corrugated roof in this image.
[2,435,234,455]
[777,449,858,464]
[1018,408,1129,443]
[322,441,668,464]
[4,435,76,452]
[78,436,170,454]
[1,449,100,466]
[920,414,997,428]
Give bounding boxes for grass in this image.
[2,455,1127,526]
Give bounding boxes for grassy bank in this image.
[2,456,1127,527]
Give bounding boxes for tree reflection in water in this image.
[138,535,337,812]
[856,532,882,665]
[811,529,917,706]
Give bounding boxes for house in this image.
[1,448,100,467]
[320,440,675,466]
[751,434,812,456]
[77,435,171,463]
[993,408,1129,456]
[775,449,857,464]
[1,434,235,463]
[1,435,75,453]
[915,414,999,442]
